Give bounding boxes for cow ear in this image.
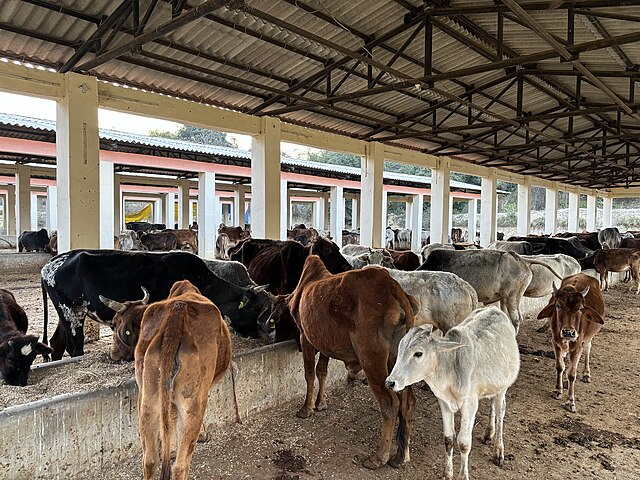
[33,342,53,356]
[435,339,467,352]
[537,302,555,319]
[582,306,604,325]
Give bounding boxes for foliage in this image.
[148,125,237,148]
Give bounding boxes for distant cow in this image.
[620,237,640,250]
[288,225,320,245]
[420,243,455,263]
[451,228,463,244]
[507,236,593,259]
[218,224,251,245]
[487,240,533,255]
[0,289,52,385]
[18,229,49,252]
[598,227,622,249]
[139,231,178,252]
[168,229,198,253]
[386,307,520,476]
[394,229,412,250]
[593,248,640,293]
[344,249,395,270]
[45,230,58,256]
[125,221,165,233]
[134,280,231,480]
[521,254,580,298]
[537,273,604,412]
[118,230,137,251]
[387,249,420,271]
[215,233,231,259]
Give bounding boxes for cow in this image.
[215,233,231,259]
[18,228,50,252]
[598,227,622,249]
[507,236,593,259]
[139,231,178,252]
[620,237,640,250]
[341,244,374,256]
[420,243,455,263]
[125,221,166,233]
[451,227,463,244]
[394,229,412,250]
[204,259,260,289]
[555,231,600,251]
[288,256,418,469]
[0,289,52,385]
[387,249,420,271]
[537,273,605,412]
[218,224,251,245]
[341,231,360,247]
[520,254,581,298]
[118,230,138,251]
[344,249,395,270]
[288,225,320,245]
[385,306,520,479]
[593,248,640,293]
[41,250,272,360]
[167,229,198,253]
[229,238,284,266]
[45,230,58,256]
[487,240,533,255]
[133,280,231,480]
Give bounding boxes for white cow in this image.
[521,254,580,298]
[385,307,520,480]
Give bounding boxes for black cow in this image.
[125,221,166,233]
[0,289,52,386]
[507,236,593,259]
[230,238,286,266]
[139,231,178,251]
[41,250,273,360]
[18,229,50,252]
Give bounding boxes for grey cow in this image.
[204,259,257,288]
[520,254,580,298]
[385,307,520,480]
[598,227,622,249]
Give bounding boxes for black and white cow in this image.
[18,229,50,252]
[41,250,273,360]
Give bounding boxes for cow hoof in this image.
[362,456,383,470]
[482,434,494,445]
[296,407,313,419]
[552,390,562,400]
[197,431,209,443]
[315,402,327,412]
[582,375,591,383]
[387,451,407,469]
[563,402,577,413]
[493,456,504,467]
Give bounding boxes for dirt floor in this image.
[86,282,640,480]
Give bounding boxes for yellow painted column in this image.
[251,117,281,239]
[361,142,384,247]
[56,73,100,252]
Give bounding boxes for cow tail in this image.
[392,282,417,329]
[159,301,187,480]
[41,278,49,348]
[526,258,564,280]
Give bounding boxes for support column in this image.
[233,186,246,228]
[30,193,38,230]
[381,190,388,244]
[448,196,454,238]
[516,178,531,237]
[251,117,281,239]
[114,176,121,233]
[404,199,412,229]
[56,73,100,252]
[352,196,359,230]
[602,197,613,228]
[430,158,451,244]
[163,191,175,229]
[480,168,497,246]
[198,172,216,259]
[544,186,558,235]
[330,186,344,247]
[361,142,384,247]
[178,179,190,229]
[467,199,477,243]
[5,185,15,236]
[323,194,330,231]
[99,161,115,249]
[586,194,597,231]
[411,193,424,252]
[15,164,31,236]
[280,179,288,240]
[568,191,580,232]
[47,186,58,232]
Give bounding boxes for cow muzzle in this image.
[561,328,577,339]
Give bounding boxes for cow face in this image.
[310,237,352,273]
[538,285,604,341]
[100,287,149,361]
[0,335,52,386]
[262,294,298,343]
[228,285,272,339]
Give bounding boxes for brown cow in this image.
[287,224,320,245]
[218,223,251,244]
[537,273,605,413]
[387,249,420,271]
[287,255,418,469]
[451,227,463,244]
[593,247,640,293]
[167,229,198,253]
[134,280,231,480]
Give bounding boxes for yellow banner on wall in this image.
[125,203,153,223]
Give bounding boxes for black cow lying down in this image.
[41,250,272,360]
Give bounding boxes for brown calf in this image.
[387,249,420,271]
[288,255,418,469]
[168,228,198,253]
[218,224,251,244]
[135,280,231,480]
[593,247,640,293]
[537,273,605,413]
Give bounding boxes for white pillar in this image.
[56,73,100,252]
[480,168,498,246]
[602,197,613,228]
[163,192,175,229]
[30,193,38,230]
[323,194,330,231]
[361,142,384,247]
[47,186,57,232]
[5,185,15,236]
[411,193,424,252]
[448,196,454,239]
[233,186,246,228]
[280,179,288,240]
[544,186,558,235]
[330,186,344,247]
[352,196,359,230]
[586,195,597,231]
[381,190,388,244]
[467,199,477,243]
[178,179,190,229]
[568,191,579,232]
[99,161,115,249]
[516,179,531,237]
[404,199,412,229]
[15,164,31,236]
[114,176,121,232]
[198,172,216,259]
[430,158,451,244]
[251,117,281,239]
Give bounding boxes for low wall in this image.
[0,341,345,480]
[0,251,50,273]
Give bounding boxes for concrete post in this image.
[361,142,384,248]
[178,179,190,229]
[99,161,115,249]
[323,194,330,232]
[352,196,359,230]
[30,193,38,230]
[251,117,281,239]
[47,186,57,232]
[480,169,497,246]
[517,178,531,237]
[381,190,388,244]
[430,158,451,245]
[405,199,412,229]
[586,195,597,231]
[114,176,121,233]
[467,199,477,243]
[544,186,558,235]
[602,197,613,228]
[330,186,344,247]
[568,191,579,232]
[233,186,246,228]
[448,196,454,237]
[280,179,288,240]
[198,172,217,259]
[56,73,100,252]
[15,163,31,237]
[411,193,424,252]
[163,192,175,230]
[6,185,15,236]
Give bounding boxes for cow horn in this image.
[552,282,558,294]
[581,286,590,297]
[99,295,127,313]
[253,285,269,294]
[140,286,150,305]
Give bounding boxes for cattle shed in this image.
[0,0,639,252]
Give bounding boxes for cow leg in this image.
[564,346,583,413]
[500,299,521,333]
[482,396,496,444]
[139,383,161,480]
[457,397,478,480]
[439,399,455,480]
[492,390,507,467]
[582,340,593,383]
[388,385,415,468]
[315,353,330,411]
[49,323,66,361]
[173,383,207,480]
[553,345,566,399]
[296,336,317,419]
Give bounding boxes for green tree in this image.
[148,124,237,148]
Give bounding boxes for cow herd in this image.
[1,224,638,478]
